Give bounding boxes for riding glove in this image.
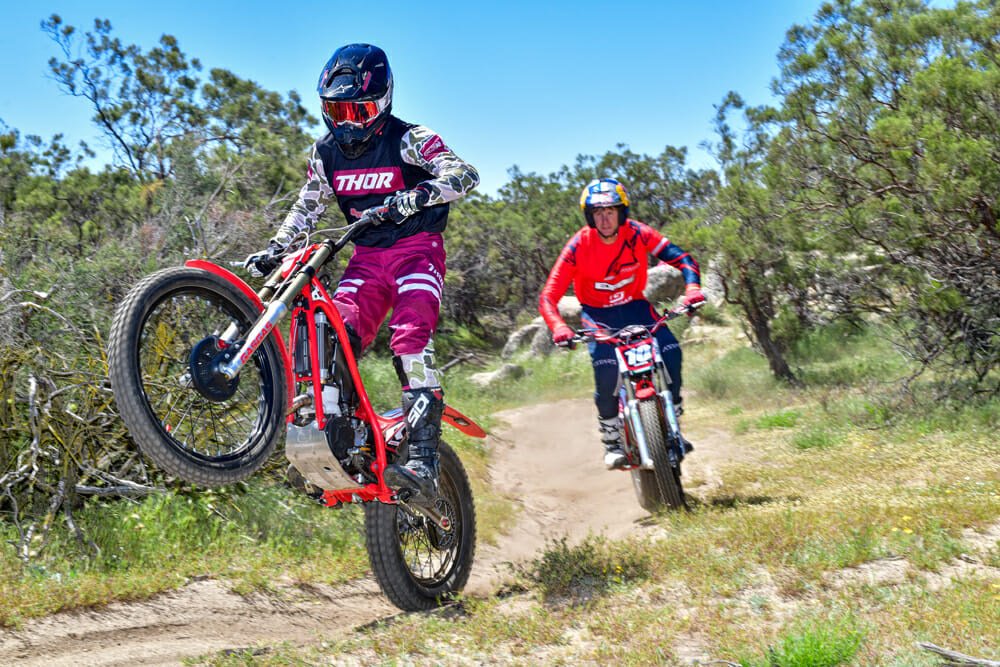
[683,284,706,308]
[552,324,575,346]
[244,230,293,278]
[382,187,430,224]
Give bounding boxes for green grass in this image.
[0,480,369,627]
[6,317,1000,665]
[739,611,868,667]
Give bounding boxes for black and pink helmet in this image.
[317,44,393,158]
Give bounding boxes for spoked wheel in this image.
[107,267,287,486]
[365,440,476,611]
[638,399,687,510]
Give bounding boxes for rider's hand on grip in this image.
[243,239,286,278]
[683,284,706,311]
[382,187,430,225]
[552,324,576,349]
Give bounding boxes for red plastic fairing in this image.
[443,405,487,438]
[184,260,294,403]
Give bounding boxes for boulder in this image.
[468,363,525,388]
[502,296,582,359]
[644,263,685,305]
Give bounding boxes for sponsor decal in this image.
[406,393,431,428]
[426,261,444,284]
[239,321,274,364]
[595,275,636,291]
[419,135,448,161]
[609,291,630,305]
[333,168,402,194]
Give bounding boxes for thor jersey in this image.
[279,115,479,248]
[538,219,700,330]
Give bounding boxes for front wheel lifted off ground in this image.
[107,266,287,486]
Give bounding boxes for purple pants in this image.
[332,232,446,356]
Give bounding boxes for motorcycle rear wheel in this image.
[638,399,687,510]
[107,267,287,486]
[364,440,476,611]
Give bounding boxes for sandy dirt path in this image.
[0,397,733,666]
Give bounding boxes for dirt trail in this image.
[0,397,734,666]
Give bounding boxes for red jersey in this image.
[539,219,700,330]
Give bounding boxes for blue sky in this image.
[0,1,828,196]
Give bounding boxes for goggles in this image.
[323,100,380,127]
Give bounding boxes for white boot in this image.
[598,417,627,470]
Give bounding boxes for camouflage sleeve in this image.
[400,125,479,204]
[277,144,337,240]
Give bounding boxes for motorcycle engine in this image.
[324,415,357,460]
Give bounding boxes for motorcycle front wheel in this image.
[364,440,477,611]
[638,399,687,510]
[631,467,664,513]
[107,266,287,486]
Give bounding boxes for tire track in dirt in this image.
[0,397,735,665]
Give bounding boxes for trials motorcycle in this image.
[106,205,484,611]
[563,303,701,512]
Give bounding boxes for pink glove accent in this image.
[683,284,706,308]
[552,325,575,345]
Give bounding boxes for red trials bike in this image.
[106,206,484,611]
[563,303,701,512]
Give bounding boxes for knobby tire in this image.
[631,466,664,513]
[365,440,476,611]
[638,399,687,510]
[107,267,287,486]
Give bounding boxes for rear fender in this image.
[184,260,294,403]
[443,405,487,438]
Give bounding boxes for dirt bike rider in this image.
[539,178,704,470]
[244,43,479,503]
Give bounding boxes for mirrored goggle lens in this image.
[324,100,379,126]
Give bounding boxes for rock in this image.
[468,363,525,388]
[502,296,582,359]
[644,263,685,305]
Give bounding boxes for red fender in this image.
[184,260,295,402]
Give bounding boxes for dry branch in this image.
[917,642,1000,667]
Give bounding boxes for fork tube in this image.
[218,242,334,379]
[626,398,654,469]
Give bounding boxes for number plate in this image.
[618,340,654,372]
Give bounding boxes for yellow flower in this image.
[903,528,913,534]
[902,515,912,521]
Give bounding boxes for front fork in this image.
[216,247,330,380]
[622,363,682,471]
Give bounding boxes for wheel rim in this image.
[395,470,462,587]
[136,286,277,462]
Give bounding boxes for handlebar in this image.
[556,301,704,348]
[230,203,393,274]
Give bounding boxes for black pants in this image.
[582,299,682,419]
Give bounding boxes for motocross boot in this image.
[599,416,627,470]
[672,397,694,456]
[383,388,444,505]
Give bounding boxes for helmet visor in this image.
[323,100,380,127]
